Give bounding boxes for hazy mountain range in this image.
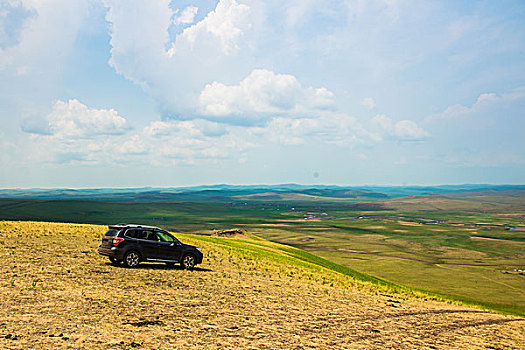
[0,184,523,202]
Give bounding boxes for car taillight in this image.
[112,237,124,246]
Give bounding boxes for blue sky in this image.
[0,0,524,188]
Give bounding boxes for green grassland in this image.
[252,219,525,315]
[0,192,524,316]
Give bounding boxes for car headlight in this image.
[196,247,202,252]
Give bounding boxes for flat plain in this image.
[249,193,525,316]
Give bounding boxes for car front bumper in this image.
[195,251,204,264]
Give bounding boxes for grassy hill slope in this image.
[1,197,524,317]
[0,221,523,349]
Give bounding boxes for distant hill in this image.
[0,184,523,202]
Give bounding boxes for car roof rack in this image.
[108,223,161,230]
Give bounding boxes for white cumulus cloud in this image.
[393,120,431,141]
[251,113,380,147]
[174,6,198,25]
[22,99,130,138]
[138,119,252,163]
[426,91,525,121]
[17,107,251,165]
[374,114,430,141]
[170,0,251,55]
[199,69,335,120]
[144,119,228,138]
[104,0,256,119]
[0,0,88,74]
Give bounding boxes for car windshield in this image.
[157,231,179,244]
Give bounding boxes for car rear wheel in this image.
[123,251,141,268]
[181,254,196,270]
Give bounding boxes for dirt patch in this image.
[212,228,248,237]
[498,214,525,218]
[364,225,386,230]
[124,320,164,327]
[393,229,408,233]
[434,246,489,260]
[352,234,390,242]
[469,236,525,244]
[258,223,293,227]
[398,220,422,227]
[471,236,500,242]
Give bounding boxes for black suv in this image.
[98,224,203,269]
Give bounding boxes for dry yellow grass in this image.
[433,246,489,260]
[0,221,523,349]
[258,223,294,227]
[397,220,422,227]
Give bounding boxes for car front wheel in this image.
[181,254,196,270]
[123,251,141,268]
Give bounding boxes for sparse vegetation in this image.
[0,220,524,349]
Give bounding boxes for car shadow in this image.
[105,262,212,272]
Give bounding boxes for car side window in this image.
[127,230,148,240]
[125,229,138,239]
[104,229,119,237]
[145,231,159,241]
[157,231,175,243]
